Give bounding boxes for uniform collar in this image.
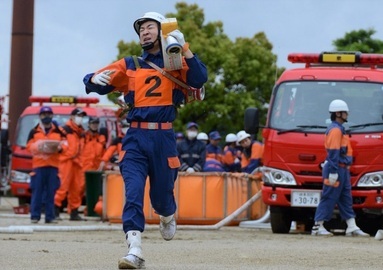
[141,49,162,60]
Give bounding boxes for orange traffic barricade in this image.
[102,171,266,225]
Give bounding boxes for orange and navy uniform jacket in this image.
[59,120,85,165]
[203,157,225,172]
[101,136,123,163]
[83,50,207,123]
[222,144,242,172]
[324,121,353,174]
[205,143,223,163]
[26,122,67,168]
[241,141,264,174]
[81,130,106,171]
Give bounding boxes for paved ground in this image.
[1,196,382,270]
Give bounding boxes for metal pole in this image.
[8,0,34,144]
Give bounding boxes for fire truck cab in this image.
[10,96,119,204]
[245,51,383,235]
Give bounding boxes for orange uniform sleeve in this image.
[101,145,118,162]
[95,58,130,92]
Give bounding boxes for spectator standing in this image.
[81,116,106,193]
[222,133,241,172]
[178,122,206,173]
[311,100,369,237]
[26,106,65,223]
[83,11,207,269]
[236,130,263,174]
[54,108,87,221]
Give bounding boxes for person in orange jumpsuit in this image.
[80,116,106,194]
[98,120,129,171]
[27,106,66,223]
[236,130,263,174]
[54,108,86,221]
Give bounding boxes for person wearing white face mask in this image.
[54,108,87,221]
[177,122,206,173]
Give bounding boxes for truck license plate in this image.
[291,190,321,207]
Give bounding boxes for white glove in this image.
[168,29,185,46]
[91,70,114,86]
[328,173,338,185]
[186,167,195,173]
[234,158,240,164]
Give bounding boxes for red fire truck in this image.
[245,51,383,235]
[9,96,119,204]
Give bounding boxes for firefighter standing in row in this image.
[83,11,207,269]
[311,99,369,237]
[54,108,87,221]
[27,106,66,223]
[80,116,106,199]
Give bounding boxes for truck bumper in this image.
[262,185,383,209]
[10,182,31,198]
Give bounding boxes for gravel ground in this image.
[0,209,382,270]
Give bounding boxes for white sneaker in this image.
[118,254,145,269]
[311,224,333,236]
[159,216,176,241]
[345,229,370,237]
[374,229,383,240]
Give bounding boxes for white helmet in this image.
[225,133,237,143]
[329,99,349,112]
[133,12,166,35]
[197,132,208,141]
[236,130,251,143]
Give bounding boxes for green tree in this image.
[109,2,282,135]
[333,28,383,53]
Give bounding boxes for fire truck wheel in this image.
[270,206,292,234]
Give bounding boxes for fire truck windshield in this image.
[269,81,383,133]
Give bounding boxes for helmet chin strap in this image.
[142,42,154,51]
[141,36,160,51]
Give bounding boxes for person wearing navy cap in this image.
[186,122,198,129]
[26,106,66,223]
[40,106,53,115]
[206,131,223,161]
[204,131,224,172]
[177,122,206,173]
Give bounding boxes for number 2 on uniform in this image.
[145,76,161,97]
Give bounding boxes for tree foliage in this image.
[333,28,383,53]
[109,2,282,135]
